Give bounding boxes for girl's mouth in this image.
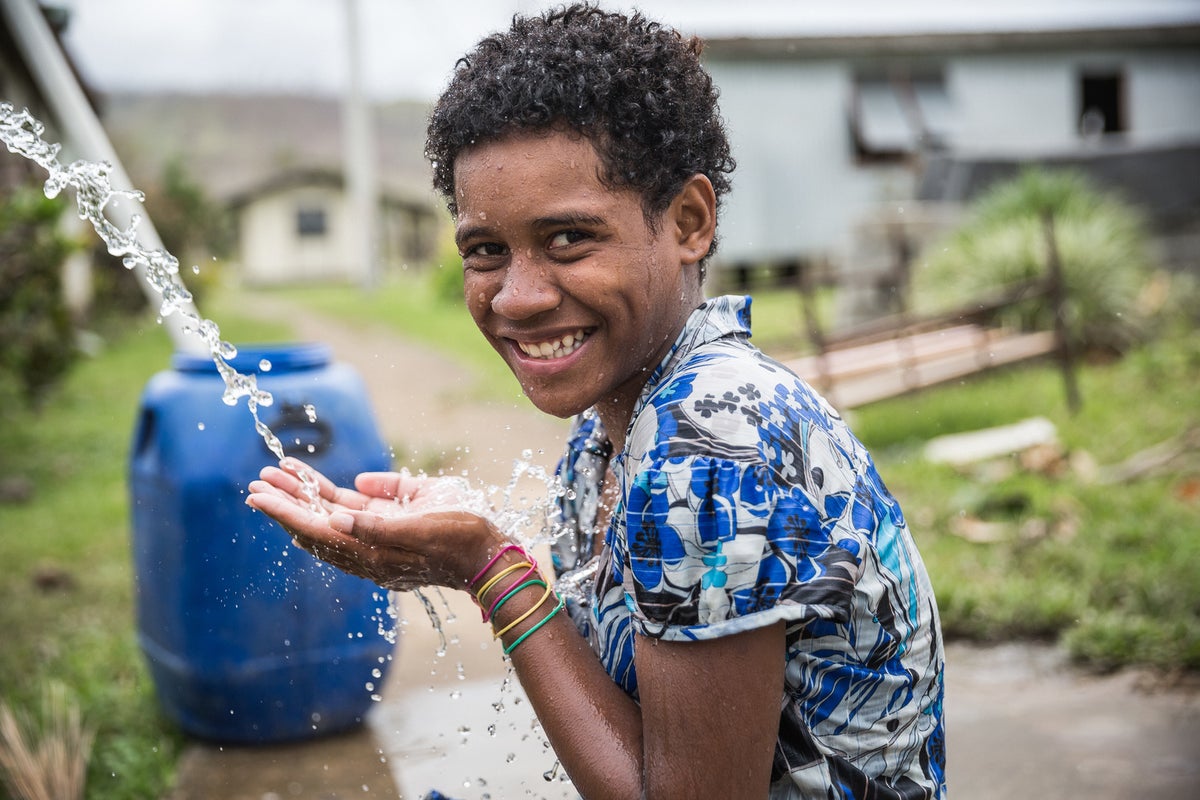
[515,329,589,360]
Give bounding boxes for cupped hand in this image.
[246,457,504,591]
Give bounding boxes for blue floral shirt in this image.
[552,295,946,799]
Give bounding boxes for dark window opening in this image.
[296,206,327,237]
[1079,72,1125,137]
[850,67,951,164]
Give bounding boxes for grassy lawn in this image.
[0,300,292,800]
[850,327,1200,671]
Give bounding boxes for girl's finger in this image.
[355,471,430,501]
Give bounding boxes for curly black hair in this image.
[425,3,735,261]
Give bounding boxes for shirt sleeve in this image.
[619,454,866,642]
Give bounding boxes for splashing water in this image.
[0,102,322,504]
[372,449,573,653]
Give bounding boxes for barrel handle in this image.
[269,402,333,458]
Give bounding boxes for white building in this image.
[228,168,440,286]
[676,0,1200,318]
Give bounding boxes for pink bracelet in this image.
[468,543,527,589]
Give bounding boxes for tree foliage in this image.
[0,188,79,407]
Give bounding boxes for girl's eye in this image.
[463,242,507,258]
[548,230,589,249]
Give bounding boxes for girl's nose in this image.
[491,252,561,319]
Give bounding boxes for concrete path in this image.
[167,293,1200,799]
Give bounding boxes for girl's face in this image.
[453,130,707,426]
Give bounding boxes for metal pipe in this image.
[1,0,205,353]
[343,0,379,289]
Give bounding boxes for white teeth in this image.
[519,329,587,360]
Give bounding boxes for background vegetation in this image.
[0,190,79,408]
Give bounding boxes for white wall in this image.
[1128,50,1200,141]
[238,186,356,285]
[708,59,913,267]
[951,48,1200,154]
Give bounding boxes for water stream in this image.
[0,102,318,496]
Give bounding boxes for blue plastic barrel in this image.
[130,342,395,743]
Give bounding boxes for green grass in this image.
[850,326,1200,671]
[0,302,292,800]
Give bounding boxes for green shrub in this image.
[913,168,1158,354]
[428,227,465,305]
[0,187,80,406]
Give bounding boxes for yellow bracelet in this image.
[475,561,534,605]
[493,581,555,640]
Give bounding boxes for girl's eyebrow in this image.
[454,223,489,248]
[456,212,608,247]
[532,212,607,229]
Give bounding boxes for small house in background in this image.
[691,0,1200,326]
[228,167,440,286]
[98,92,446,289]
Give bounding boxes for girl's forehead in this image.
[455,132,601,190]
[454,135,644,227]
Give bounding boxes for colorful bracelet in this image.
[468,544,527,589]
[503,594,565,655]
[493,581,555,640]
[485,564,540,621]
[474,561,534,609]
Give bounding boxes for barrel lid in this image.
[171,342,331,374]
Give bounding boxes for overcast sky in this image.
[57,0,1200,102]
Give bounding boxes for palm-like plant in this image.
[913,168,1157,354]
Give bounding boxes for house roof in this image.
[226,165,437,214]
[660,0,1200,40]
[666,0,1200,56]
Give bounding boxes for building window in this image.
[296,206,327,237]
[1079,71,1125,137]
[850,67,951,163]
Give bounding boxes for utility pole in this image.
[343,0,379,289]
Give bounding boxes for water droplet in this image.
[259,358,272,372]
[197,422,206,431]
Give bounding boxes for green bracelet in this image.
[491,579,547,618]
[503,593,565,655]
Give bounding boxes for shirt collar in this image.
[628,293,753,422]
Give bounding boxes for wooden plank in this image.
[788,330,1057,410]
[786,324,989,382]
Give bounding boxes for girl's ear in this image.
[671,174,717,266]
